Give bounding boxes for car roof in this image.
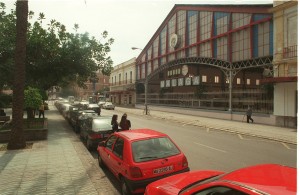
[91,116,111,119]
[81,110,96,113]
[88,104,99,106]
[220,164,296,195]
[117,129,167,141]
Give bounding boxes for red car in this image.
[144,164,296,195]
[97,129,189,195]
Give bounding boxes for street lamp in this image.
[131,47,142,51]
[131,46,149,115]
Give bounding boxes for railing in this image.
[137,90,273,114]
[283,45,297,59]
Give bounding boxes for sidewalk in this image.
[115,106,297,145]
[0,106,119,195]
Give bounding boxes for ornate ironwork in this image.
[146,56,273,82]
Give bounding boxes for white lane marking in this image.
[194,142,227,153]
[238,134,244,139]
[281,142,291,150]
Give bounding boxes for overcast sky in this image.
[3,0,273,66]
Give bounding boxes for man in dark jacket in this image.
[246,106,254,123]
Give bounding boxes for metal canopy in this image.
[144,55,273,113]
[145,56,273,83]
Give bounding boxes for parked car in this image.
[102,102,115,110]
[144,163,296,195]
[80,116,113,150]
[75,110,98,133]
[97,129,189,195]
[87,104,101,115]
[66,105,80,122]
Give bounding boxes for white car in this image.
[97,101,106,108]
[102,102,115,110]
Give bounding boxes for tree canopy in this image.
[0,2,114,91]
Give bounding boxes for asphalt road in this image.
[84,109,296,194]
[98,109,296,172]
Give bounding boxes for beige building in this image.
[265,1,298,127]
[109,58,136,106]
[73,71,110,101]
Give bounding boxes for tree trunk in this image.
[7,0,28,150]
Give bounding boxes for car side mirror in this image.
[98,141,105,147]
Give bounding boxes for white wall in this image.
[274,82,297,117]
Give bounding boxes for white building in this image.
[265,1,298,127]
[109,58,136,106]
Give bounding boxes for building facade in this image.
[135,4,274,114]
[72,71,110,101]
[264,1,297,127]
[109,58,136,106]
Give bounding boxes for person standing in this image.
[119,113,131,130]
[39,102,45,119]
[246,106,254,123]
[111,114,119,132]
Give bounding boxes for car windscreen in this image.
[132,137,180,162]
[92,118,112,131]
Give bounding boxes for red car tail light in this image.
[89,134,103,139]
[129,166,143,178]
[182,156,188,167]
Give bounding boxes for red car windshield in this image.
[132,137,180,162]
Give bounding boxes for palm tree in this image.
[7,0,28,150]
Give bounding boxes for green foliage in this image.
[0,93,12,108]
[0,2,114,91]
[24,87,42,109]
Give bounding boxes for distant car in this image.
[97,101,106,108]
[79,101,89,109]
[97,129,189,195]
[87,104,101,115]
[102,102,115,110]
[80,116,113,150]
[145,163,297,195]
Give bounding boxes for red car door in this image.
[109,138,125,177]
[101,135,118,170]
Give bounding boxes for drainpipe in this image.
[145,79,148,115]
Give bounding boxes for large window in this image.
[216,37,228,61]
[188,11,198,57]
[147,47,152,75]
[232,13,251,29]
[141,63,145,79]
[200,11,212,41]
[258,21,270,57]
[232,29,250,62]
[200,11,212,57]
[215,12,229,61]
[153,37,159,70]
[177,10,186,58]
[160,26,167,65]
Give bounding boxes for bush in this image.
[0,93,12,108]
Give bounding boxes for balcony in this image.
[283,45,297,59]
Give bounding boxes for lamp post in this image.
[131,46,149,115]
[131,47,142,51]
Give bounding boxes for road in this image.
[84,109,296,194]
[96,109,296,172]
